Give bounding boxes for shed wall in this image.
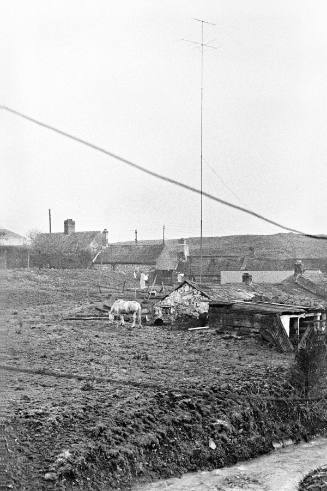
[0,246,29,269]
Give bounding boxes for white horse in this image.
[108,300,142,327]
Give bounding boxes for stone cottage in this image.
[95,238,189,285]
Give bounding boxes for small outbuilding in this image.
[209,300,326,352]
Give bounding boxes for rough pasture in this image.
[1,269,327,490]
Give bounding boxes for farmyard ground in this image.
[1,269,326,490]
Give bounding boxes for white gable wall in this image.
[221,271,294,284]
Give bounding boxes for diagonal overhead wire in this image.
[203,158,246,207]
[1,104,327,241]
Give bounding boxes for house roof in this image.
[161,278,327,309]
[160,279,254,303]
[241,258,298,271]
[0,229,26,243]
[301,270,327,287]
[188,256,245,276]
[186,233,327,258]
[0,229,25,238]
[96,244,165,265]
[33,231,101,253]
[209,301,307,315]
[155,248,179,270]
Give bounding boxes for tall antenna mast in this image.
[182,18,216,283]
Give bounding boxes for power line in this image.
[204,157,246,207]
[1,104,327,241]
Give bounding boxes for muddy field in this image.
[1,269,327,490]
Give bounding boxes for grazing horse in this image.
[108,300,142,327]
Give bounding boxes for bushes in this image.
[30,250,93,269]
[289,332,327,399]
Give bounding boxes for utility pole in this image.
[182,19,216,283]
[48,209,52,234]
[135,229,138,244]
[162,224,165,245]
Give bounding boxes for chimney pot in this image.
[102,229,109,247]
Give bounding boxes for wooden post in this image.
[48,209,52,234]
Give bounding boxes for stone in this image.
[44,472,57,481]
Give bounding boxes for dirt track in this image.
[1,269,327,489]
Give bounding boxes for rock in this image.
[209,438,216,450]
[57,449,72,460]
[272,441,283,450]
[212,418,233,433]
[44,472,57,481]
[80,381,93,391]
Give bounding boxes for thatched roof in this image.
[96,244,165,265]
[33,231,102,253]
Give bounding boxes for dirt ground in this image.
[1,269,326,490]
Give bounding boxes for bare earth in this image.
[0,269,325,490]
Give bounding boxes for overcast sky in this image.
[1,1,327,242]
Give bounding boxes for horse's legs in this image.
[131,312,136,328]
[138,308,142,327]
[120,315,125,326]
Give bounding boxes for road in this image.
[135,437,327,491]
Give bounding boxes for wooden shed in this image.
[209,301,326,352]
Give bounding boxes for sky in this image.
[1,0,327,242]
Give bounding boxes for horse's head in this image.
[108,312,115,322]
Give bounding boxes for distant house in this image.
[186,255,244,283]
[0,229,28,269]
[294,270,327,298]
[0,229,26,246]
[154,276,327,348]
[95,238,189,285]
[186,254,324,284]
[31,219,108,268]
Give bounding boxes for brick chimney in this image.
[242,272,253,285]
[102,229,109,247]
[64,219,75,235]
